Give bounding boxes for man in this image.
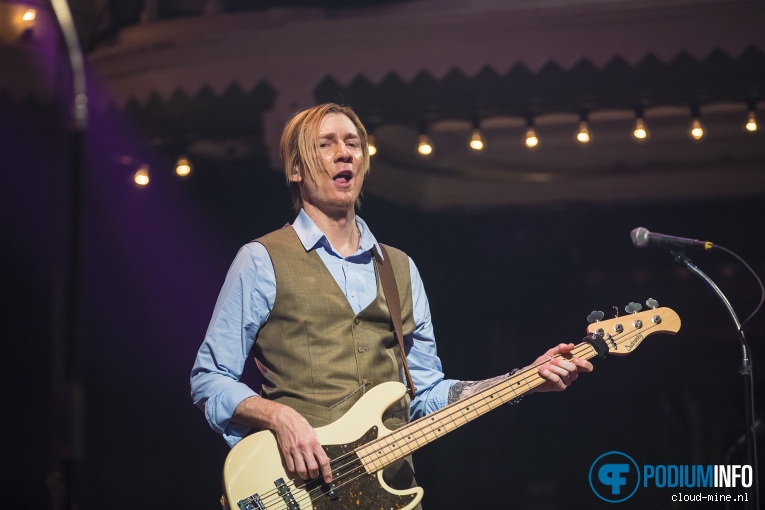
[190,103,592,494]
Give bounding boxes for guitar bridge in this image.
[237,494,265,510]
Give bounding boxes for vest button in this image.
[358,346,368,353]
[353,317,362,325]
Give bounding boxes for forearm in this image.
[446,373,509,405]
[232,394,295,431]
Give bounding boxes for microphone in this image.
[630,227,714,250]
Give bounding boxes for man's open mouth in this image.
[333,170,353,184]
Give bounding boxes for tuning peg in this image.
[646,298,659,309]
[587,311,605,323]
[625,302,642,314]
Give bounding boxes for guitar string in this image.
[259,351,578,509]
[251,341,602,508]
[240,318,665,508]
[332,320,661,477]
[250,340,606,509]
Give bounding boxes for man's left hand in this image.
[529,343,593,393]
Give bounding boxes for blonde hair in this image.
[280,103,371,213]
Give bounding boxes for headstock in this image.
[585,299,681,356]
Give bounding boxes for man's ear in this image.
[289,166,302,183]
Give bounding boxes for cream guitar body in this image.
[223,305,681,510]
[223,382,423,510]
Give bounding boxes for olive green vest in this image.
[255,225,416,429]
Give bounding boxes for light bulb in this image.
[745,110,758,132]
[367,134,377,156]
[417,134,433,155]
[632,117,649,141]
[468,128,485,151]
[175,156,192,178]
[689,118,705,140]
[134,164,150,186]
[22,9,36,25]
[576,121,591,144]
[525,127,539,148]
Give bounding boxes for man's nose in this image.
[334,141,352,160]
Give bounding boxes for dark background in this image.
[2,86,764,509]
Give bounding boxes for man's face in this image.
[293,113,365,214]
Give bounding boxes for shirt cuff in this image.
[205,383,258,436]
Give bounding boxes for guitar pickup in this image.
[274,478,300,510]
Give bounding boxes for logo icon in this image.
[589,451,640,503]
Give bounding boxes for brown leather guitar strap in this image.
[376,244,417,400]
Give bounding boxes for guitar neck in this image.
[356,341,599,473]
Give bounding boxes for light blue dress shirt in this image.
[190,210,456,447]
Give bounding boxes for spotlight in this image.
[134,164,150,186]
[575,114,591,144]
[417,133,433,156]
[468,119,485,151]
[367,134,377,156]
[175,156,192,178]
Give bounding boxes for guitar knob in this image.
[587,311,605,323]
[625,302,642,314]
[646,298,659,309]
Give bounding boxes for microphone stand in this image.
[671,249,759,510]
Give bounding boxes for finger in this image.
[574,358,594,372]
[291,451,310,480]
[538,365,565,390]
[283,447,296,474]
[316,449,333,483]
[549,356,577,374]
[304,453,320,480]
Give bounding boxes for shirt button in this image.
[353,317,362,325]
[358,346,368,353]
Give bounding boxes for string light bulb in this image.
[175,156,192,178]
[468,119,485,151]
[417,133,433,156]
[575,114,591,144]
[524,118,539,148]
[689,118,704,140]
[469,129,485,151]
[688,105,705,141]
[745,109,758,132]
[134,164,150,186]
[367,134,377,156]
[632,114,650,142]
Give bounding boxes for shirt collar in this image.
[293,209,384,260]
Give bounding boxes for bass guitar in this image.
[223,302,681,510]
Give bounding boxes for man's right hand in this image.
[271,405,333,483]
[232,396,333,483]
